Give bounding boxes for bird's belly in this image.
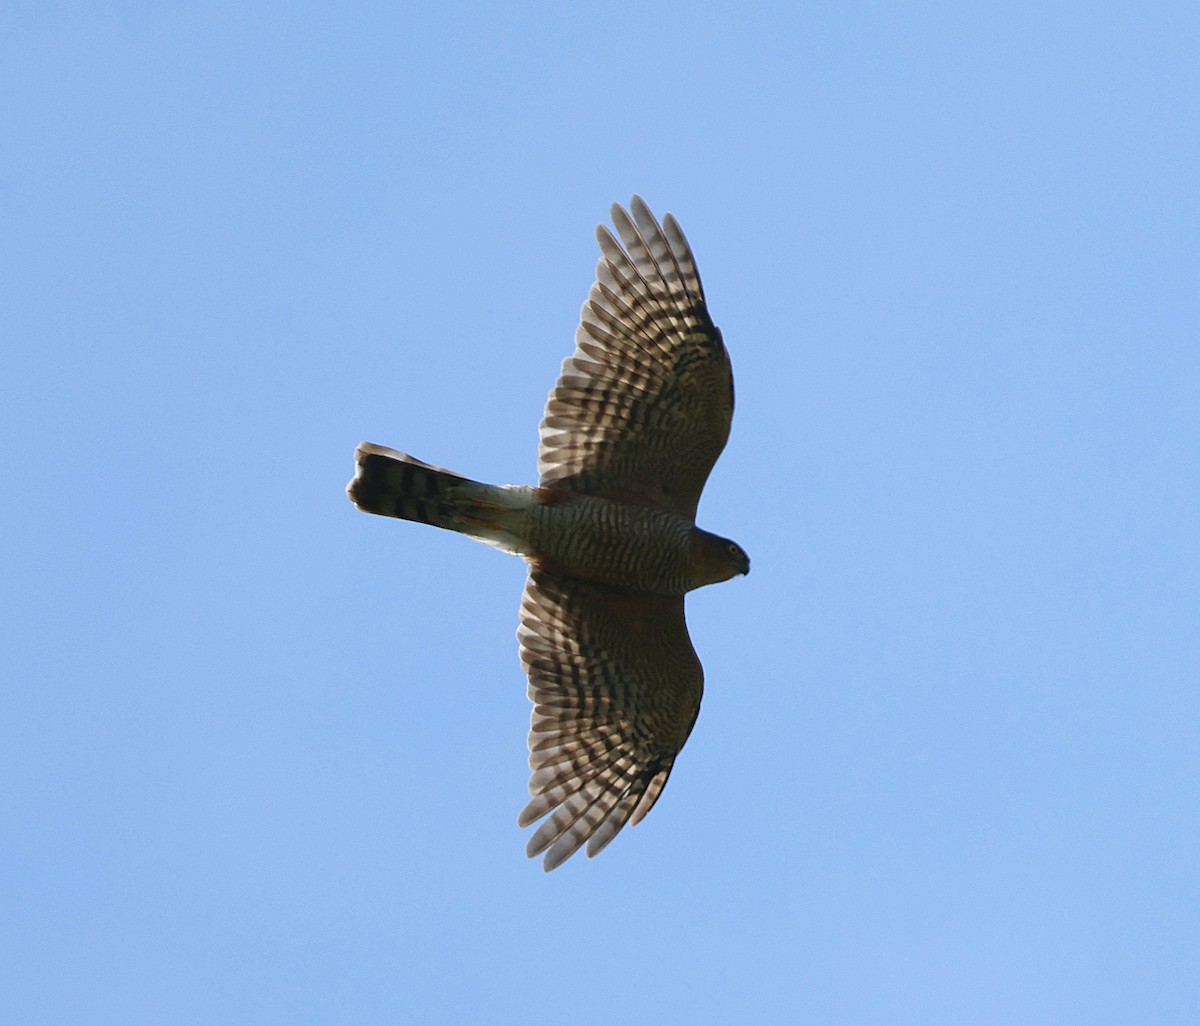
[526,495,690,594]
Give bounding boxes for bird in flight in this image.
[348,197,748,870]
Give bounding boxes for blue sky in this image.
[3,2,1197,1022]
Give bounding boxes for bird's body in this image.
[527,490,700,593]
[352,446,742,596]
[348,197,747,870]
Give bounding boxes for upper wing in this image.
[517,569,704,871]
[537,197,733,518]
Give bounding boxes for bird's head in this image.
[689,528,750,589]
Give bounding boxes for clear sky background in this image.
[3,2,1197,1023]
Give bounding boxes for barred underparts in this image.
[347,197,748,870]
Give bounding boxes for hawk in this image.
[348,197,748,870]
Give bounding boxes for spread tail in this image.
[347,442,533,555]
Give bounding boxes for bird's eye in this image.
[728,543,739,556]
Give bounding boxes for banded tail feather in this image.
[348,442,471,526]
[347,442,534,555]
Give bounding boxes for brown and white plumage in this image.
[517,570,703,870]
[347,197,747,870]
[539,197,734,518]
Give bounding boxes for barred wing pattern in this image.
[538,196,734,518]
[517,569,703,871]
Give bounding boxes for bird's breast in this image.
[526,493,693,594]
